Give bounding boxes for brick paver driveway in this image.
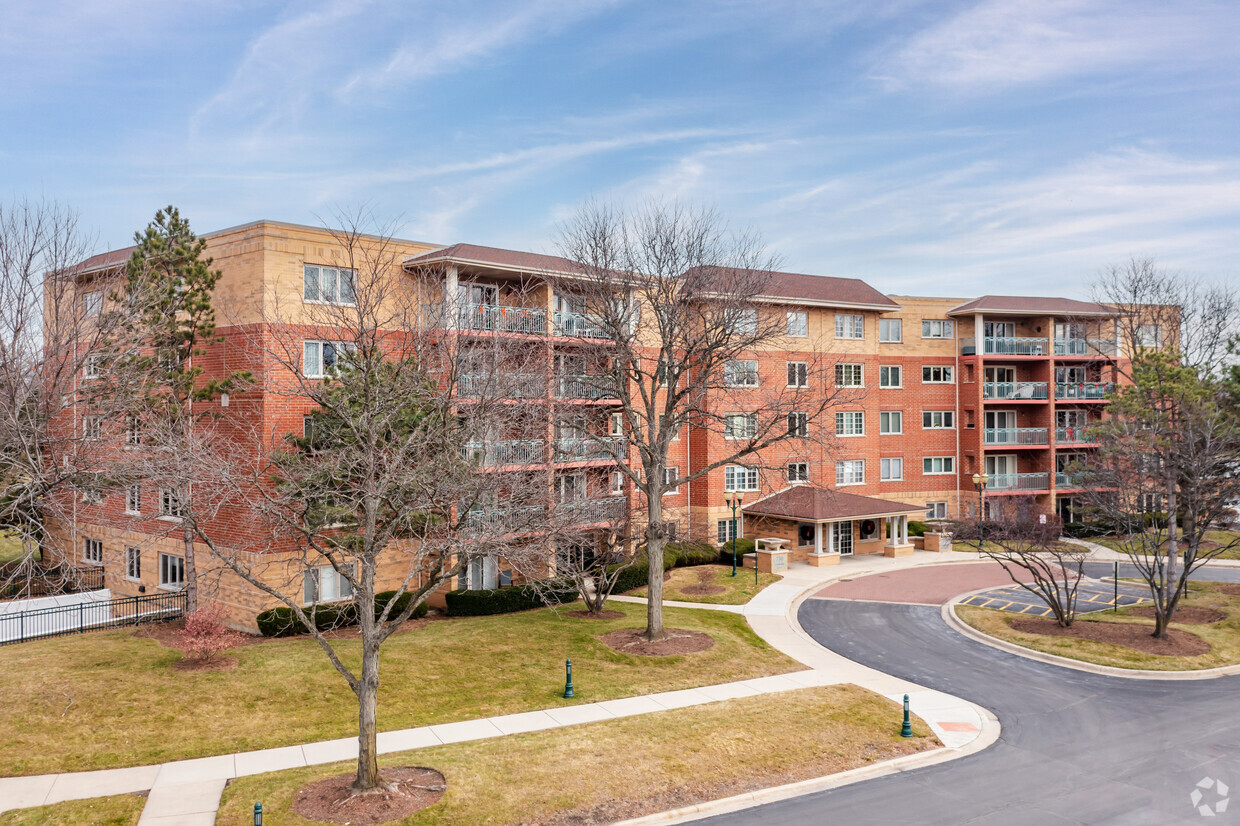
[811,561,1035,605]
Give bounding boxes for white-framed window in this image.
[83,354,102,379]
[880,457,903,481]
[879,318,902,342]
[787,462,809,483]
[159,553,185,589]
[125,416,141,446]
[610,412,624,436]
[835,363,863,387]
[880,411,903,434]
[727,308,757,336]
[303,340,358,378]
[717,518,739,544]
[303,564,353,603]
[836,460,864,486]
[724,360,759,388]
[724,413,757,440]
[82,290,102,317]
[835,313,864,339]
[786,311,808,338]
[921,319,954,339]
[786,361,808,388]
[926,501,949,520]
[610,470,625,495]
[922,410,955,429]
[159,488,184,519]
[788,411,808,437]
[663,466,679,495]
[836,411,864,436]
[1137,324,1161,347]
[302,415,314,441]
[923,456,955,475]
[125,547,141,581]
[724,465,759,492]
[83,415,103,441]
[125,484,141,515]
[879,365,902,388]
[303,264,357,305]
[80,477,103,504]
[82,537,103,565]
[922,365,954,384]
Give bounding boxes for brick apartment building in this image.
[51,220,1136,629]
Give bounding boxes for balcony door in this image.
[1055,366,1088,383]
[983,321,1015,338]
[1054,322,1085,341]
[557,473,586,503]
[984,366,1015,383]
[985,454,1017,487]
[462,282,497,308]
[985,410,1018,430]
[554,292,586,315]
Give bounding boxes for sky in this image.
[3,0,1238,298]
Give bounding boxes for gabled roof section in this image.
[403,243,587,277]
[70,247,135,277]
[947,295,1116,318]
[743,486,923,522]
[683,267,898,311]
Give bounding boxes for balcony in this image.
[988,472,1051,492]
[1055,382,1114,400]
[463,439,544,467]
[555,436,626,463]
[962,337,1049,356]
[464,504,544,530]
[983,381,1048,401]
[458,303,547,335]
[558,496,627,524]
[1056,427,1099,445]
[984,427,1049,446]
[552,311,609,339]
[459,372,546,399]
[555,374,616,400]
[1056,472,1078,488]
[1055,338,1118,357]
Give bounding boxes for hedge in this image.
[374,590,430,621]
[611,549,678,594]
[666,541,719,567]
[907,520,928,538]
[718,536,755,564]
[1064,522,1112,539]
[445,582,577,617]
[256,602,360,638]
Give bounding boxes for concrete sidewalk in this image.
[0,550,995,823]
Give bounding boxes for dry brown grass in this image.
[633,564,781,604]
[0,794,144,826]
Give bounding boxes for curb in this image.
[943,591,1240,680]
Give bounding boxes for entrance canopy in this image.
[742,486,923,523]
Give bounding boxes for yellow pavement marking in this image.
[1019,604,1035,614]
[980,598,995,607]
[1040,608,1052,617]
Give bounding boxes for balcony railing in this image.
[555,436,626,463]
[984,427,1049,445]
[1055,382,1114,400]
[464,504,544,530]
[458,303,547,335]
[463,439,544,467]
[1056,472,1078,488]
[988,472,1051,492]
[459,372,546,399]
[1054,338,1118,357]
[962,336,1050,356]
[556,374,616,400]
[552,311,609,339]
[1056,426,1099,445]
[558,496,627,523]
[983,381,1048,400]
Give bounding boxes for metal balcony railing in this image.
[983,381,1048,400]
[558,496,627,523]
[1056,426,1099,444]
[459,372,546,399]
[1054,338,1118,357]
[984,427,1049,445]
[463,439,544,467]
[1055,382,1114,399]
[555,374,616,400]
[963,336,1050,356]
[554,436,626,462]
[1056,472,1078,488]
[458,303,547,335]
[988,472,1051,492]
[464,504,544,530]
[552,311,609,339]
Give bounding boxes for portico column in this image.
[903,515,909,545]
[814,522,823,554]
[446,265,460,329]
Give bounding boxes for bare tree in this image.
[552,201,848,640]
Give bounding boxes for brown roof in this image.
[743,486,923,521]
[70,246,135,276]
[403,243,586,276]
[684,267,898,310]
[947,295,1115,317]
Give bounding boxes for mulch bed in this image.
[566,609,625,620]
[599,627,715,656]
[678,568,726,596]
[172,656,239,672]
[291,766,446,825]
[1217,584,1240,597]
[1128,606,1226,624]
[1009,617,1211,656]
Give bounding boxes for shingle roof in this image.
[947,295,1115,317]
[403,243,586,276]
[683,267,898,310]
[743,486,923,521]
[70,247,135,276]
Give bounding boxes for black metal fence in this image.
[0,564,105,601]
[0,590,187,646]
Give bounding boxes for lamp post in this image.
[726,492,744,577]
[971,472,990,551]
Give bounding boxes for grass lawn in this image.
[216,685,937,826]
[957,580,1240,670]
[0,601,799,777]
[0,533,27,564]
[1094,530,1240,560]
[0,794,144,826]
[631,564,781,605]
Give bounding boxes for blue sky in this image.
[3,0,1238,297]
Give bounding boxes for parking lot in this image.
[957,581,1151,616]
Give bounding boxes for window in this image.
[125,416,141,446]
[836,411,864,436]
[611,470,625,495]
[724,465,759,492]
[724,413,757,440]
[717,519,738,544]
[83,416,102,440]
[922,365,954,384]
[82,537,103,565]
[786,311,808,337]
[302,415,314,442]
[610,412,624,436]
[836,460,864,486]
[926,501,949,520]
[80,478,102,504]
[921,319,954,339]
[788,411,808,437]
[303,264,357,305]
[303,564,352,603]
[159,554,185,589]
[787,361,808,387]
[880,458,903,481]
[725,360,759,387]
[82,291,102,317]
[465,556,498,591]
[663,466,679,495]
[731,308,757,336]
[84,354,102,379]
[787,462,809,483]
[303,340,356,378]
[922,410,955,429]
[923,456,955,475]
[880,411,903,434]
[879,365,901,387]
[835,363,863,387]
[125,484,141,515]
[879,318,902,342]
[159,488,184,519]
[835,313,864,339]
[1137,324,1161,347]
[125,547,141,581]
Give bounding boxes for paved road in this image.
[957,581,1151,615]
[701,567,1240,824]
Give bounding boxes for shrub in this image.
[178,604,243,661]
[718,536,755,564]
[906,521,928,538]
[445,582,576,617]
[374,590,429,622]
[1064,522,1111,539]
[255,602,360,638]
[610,548,678,593]
[667,541,718,567]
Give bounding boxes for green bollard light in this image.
[254,801,263,826]
[900,694,913,738]
[563,659,574,699]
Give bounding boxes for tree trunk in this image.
[181,487,197,613]
[1158,477,1178,639]
[644,493,667,641]
[353,637,385,793]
